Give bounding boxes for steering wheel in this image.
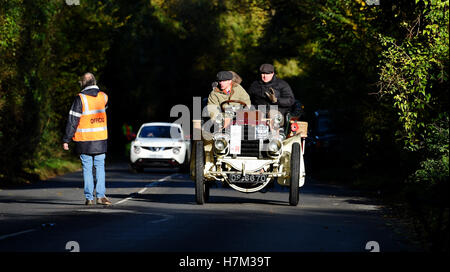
[220,99,247,112]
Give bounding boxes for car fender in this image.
[190,139,214,181]
[278,134,306,187]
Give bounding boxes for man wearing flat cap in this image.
[207,71,251,120]
[248,64,295,117]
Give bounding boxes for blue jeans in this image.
[80,153,106,200]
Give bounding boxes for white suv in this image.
[130,122,190,172]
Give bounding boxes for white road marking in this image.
[150,214,173,224]
[77,209,136,213]
[77,209,173,223]
[114,174,175,205]
[0,229,37,241]
[115,196,133,205]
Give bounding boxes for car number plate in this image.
[255,125,269,139]
[228,174,267,184]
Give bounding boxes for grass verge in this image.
[30,157,81,181]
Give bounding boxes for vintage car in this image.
[190,99,308,205]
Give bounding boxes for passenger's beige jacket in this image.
[207,83,251,120]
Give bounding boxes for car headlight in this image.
[133,145,141,154]
[213,133,229,153]
[214,138,228,152]
[173,147,181,154]
[268,141,280,152]
[267,138,282,155]
[272,112,284,127]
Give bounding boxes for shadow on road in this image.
[0,197,82,206]
[108,192,289,206]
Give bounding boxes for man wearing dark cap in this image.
[248,63,295,117]
[207,71,251,120]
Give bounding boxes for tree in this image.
[377,0,449,151]
[0,1,127,183]
[377,0,449,252]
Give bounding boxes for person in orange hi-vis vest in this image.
[63,73,112,205]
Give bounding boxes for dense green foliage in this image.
[376,0,449,251]
[378,0,448,151]
[0,1,127,181]
[0,0,448,251]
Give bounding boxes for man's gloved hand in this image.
[265,87,278,103]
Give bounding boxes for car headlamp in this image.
[213,133,229,153]
[272,112,284,127]
[173,147,181,154]
[267,137,282,155]
[268,141,281,152]
[214,139,227,151]
[133,145,141,154]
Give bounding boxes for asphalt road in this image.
[0,162,418,253]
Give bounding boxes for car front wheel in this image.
[195,141,208,204]
[289,142,300,206]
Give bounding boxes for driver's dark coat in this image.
[207,82,251,119]
[247,75,295,116]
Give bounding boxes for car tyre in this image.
[289,142,300,206]
[195,141,208,204]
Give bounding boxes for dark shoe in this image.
[85,199,95,205]
[96,197,112,205]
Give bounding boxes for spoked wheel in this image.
[195,141,209,204]
[289,142,300,206]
